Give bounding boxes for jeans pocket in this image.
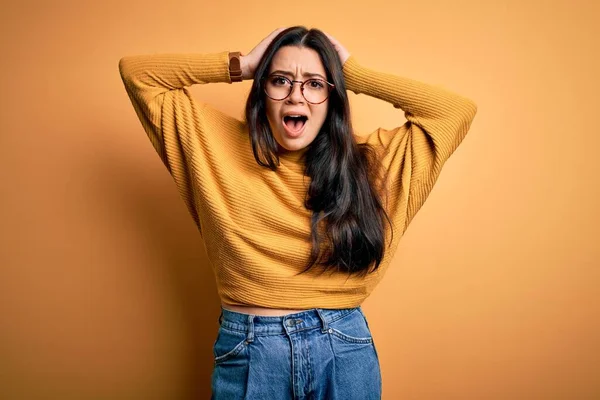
[213,326,249,364]
[327,308,373,344]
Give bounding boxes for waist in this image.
[221,303,313,316]
[218,305,363,335]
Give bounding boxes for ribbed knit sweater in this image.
[118,50,477,309]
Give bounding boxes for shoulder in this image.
[198,102,247,132]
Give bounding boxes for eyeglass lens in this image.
[265,76,331,104]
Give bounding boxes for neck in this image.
[277,145,308,163]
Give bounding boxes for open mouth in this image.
[283,115,308,133]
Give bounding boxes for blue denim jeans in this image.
[211,306,382,399]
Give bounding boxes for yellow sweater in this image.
[118,51,477,309]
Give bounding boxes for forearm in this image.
[118,51,233,97]
[342,56,477,126]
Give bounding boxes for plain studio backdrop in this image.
[0,0,598,399]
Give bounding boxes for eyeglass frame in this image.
[261,74,335,105]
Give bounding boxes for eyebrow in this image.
[269,70,326,80]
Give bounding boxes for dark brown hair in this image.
[245,26,393,277]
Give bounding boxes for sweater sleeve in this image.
[118,51,240,235]
[342,56,477,234]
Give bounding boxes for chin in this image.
[275,132,309,152]
[277,141,305,153]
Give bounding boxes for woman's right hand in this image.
[240,27,287,80]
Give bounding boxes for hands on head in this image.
[240,27,351,80]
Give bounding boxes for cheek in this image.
[266,100,279,121]
[312,106,328,129]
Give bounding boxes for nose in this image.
[286,81,305,104]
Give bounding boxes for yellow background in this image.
[1,0,598,398]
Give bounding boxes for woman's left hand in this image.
[324,32,351,66]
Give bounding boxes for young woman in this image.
[119,26,477,399]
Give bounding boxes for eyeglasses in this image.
[263,74,335,105]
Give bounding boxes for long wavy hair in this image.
[245,26,393,278]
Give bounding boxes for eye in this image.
[308,80,325,89]
[270,76,289,86]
